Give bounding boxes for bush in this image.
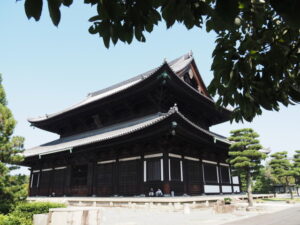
[0,214,31,225]
[0,202,66,225]
[224,197,232,204]
[0,173,29,214]
[0,215,8,224]
[12,202,66,220]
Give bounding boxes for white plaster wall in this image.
[232,176,239,184]
[222,185,232,193]
[204,185,220,193]
[233,186,240,193]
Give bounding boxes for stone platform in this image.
[28,194,273,207]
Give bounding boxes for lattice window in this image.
[146,158,161,181]
[187,160,201,184]
[53,169,66,194]
[170,158,182,181]
[97,163,114,185]
[119,160,138,195]
[220,166,230,184]
[39,170,51,195]
[203,163,218,183]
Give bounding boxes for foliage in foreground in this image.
[0,170,28,214]
[228,128,266,206]
[0,74,26,214]
[0,202,66,225]
[22,0,300,122]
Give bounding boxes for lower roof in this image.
[23,105,230,158]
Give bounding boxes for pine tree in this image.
[0,74,26,213]
[253,165,276,194]
[293,150,300,196]
[270,152,297,199]
[228,128,266,207]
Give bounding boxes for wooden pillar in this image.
[217,162,222,194]
[139,152,145,195]
[49,162,55,196]
[87,161,94,196]
[200,152,207,195]
[229,165,234,193]
[114,154,119,195]
[182,155,188,195]
[199,157,204,195]
[91,160,97,196]
[64,158,72,196]
[28,169,33,196]
[162,149,170,195]
[37,160,42,196]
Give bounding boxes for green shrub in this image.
[0,214,31,225]
[0,215,8,224]
[0,202,66,225]
[224,197,232,204]
[12,202,66,220]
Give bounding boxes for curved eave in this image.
[28,64,165,124]
[163,63,232,125]
[23,106,229,162]
[28,55,231,130]
[27,54,196,125]
[173,110,231,148]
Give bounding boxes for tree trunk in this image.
[289,186,294,200]
[273,186,276,198]
[297,187,299,197]
[285,177,293,200]
[247,171,253,207]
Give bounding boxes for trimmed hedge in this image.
[0,202,66,225]
[0,214,30,225]
[13,202,66,220]
[0,215,7,224]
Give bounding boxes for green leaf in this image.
[215,0,239,26]
[47,0,61,26]
[270,0,300,28]
[89,15,101,22]
[102,35,110,48]
[24,0,43,21]
[62,0,73,7]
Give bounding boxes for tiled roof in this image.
[24,112,170,158]
[24,106,229,158]
[28,53,194,123]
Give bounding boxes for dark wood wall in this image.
[28,137,240,197]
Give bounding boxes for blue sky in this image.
[1,1,299,174]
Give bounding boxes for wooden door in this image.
[39,170,51,196]
[53,169,66,196]
[186,160,202,195]
[118,160,139,196]
[95,162,114,196]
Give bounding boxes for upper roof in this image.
[28,53,212,124]
[24,105,230,158]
